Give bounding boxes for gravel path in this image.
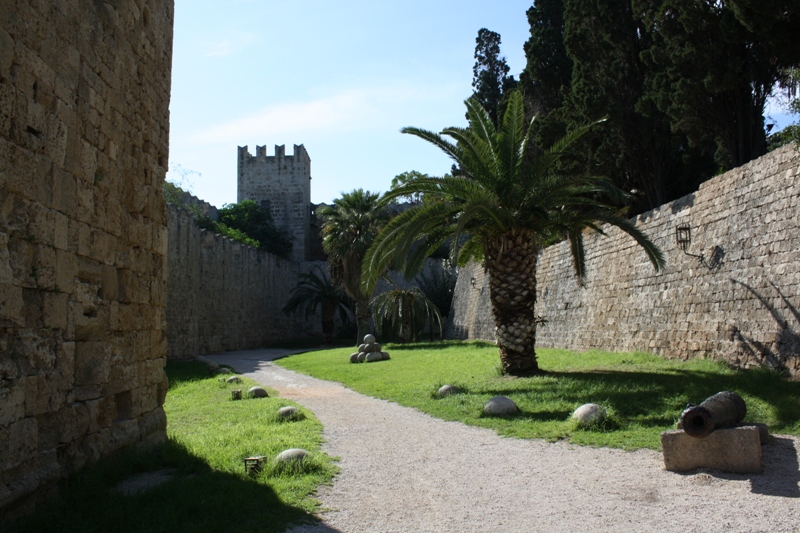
[206,349,800,533]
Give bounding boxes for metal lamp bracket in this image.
[675,225,723,270]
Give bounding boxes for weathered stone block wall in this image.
[447,145,800,376]
[0,0,173,518]
[237,144,311,262]
[166,204,323,359]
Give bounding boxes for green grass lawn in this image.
[12,361,337,533]
[276,341,800,450]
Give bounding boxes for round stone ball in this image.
[437,384,460,398]
[358,343,367,353]
[248,386,268,398]
[380,351,391,361]
[373,342,382,352]
[483,396,518,416]
[363,334,376,344]
[365,343,377,353]
[277,406,300,420]
[572,403,606,427]
[275,448,308,463]
[349,352,359,364]
[226,376,242,384]
[357,352,367,363]
[365,351,383,363]
[216,367,231,374]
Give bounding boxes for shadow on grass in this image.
[11,362,340,533]
[477,365,800,432]
[389,340,497,351]
[10,440,339,533]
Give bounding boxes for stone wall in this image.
[237,144,311,262]
[166,204,324,359]
[1,0,173,520]
[447,145,800,376]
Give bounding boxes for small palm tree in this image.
[372,287,443,343]
[363,90,664,376]
[282,265,352,343]
[319,189,388,343]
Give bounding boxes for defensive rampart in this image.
[1,0,173,519]
[166,204,324,359]
[448,145,800,376]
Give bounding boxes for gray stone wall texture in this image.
[237,144,311,262]
[1,0,174,519]
[166,204,324,359]
[447,145,800,377]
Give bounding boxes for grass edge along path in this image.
[11,361,337,533]
[276,340,800,450]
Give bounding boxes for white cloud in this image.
[203,33,255,57]
[189,83,463,145]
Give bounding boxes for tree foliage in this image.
[364,91,664,375]
[319,189,388,343]
[162,184,293,258]
[282,265,352,344]
[472,28,518,126]
[521,0,800,213]
[371,287,443,343]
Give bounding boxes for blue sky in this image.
[166,0,796,207]
[167,0,533,206]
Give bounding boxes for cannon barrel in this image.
[680,391,747,438]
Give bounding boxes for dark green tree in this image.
[472,28,518,126]
[282,265,352,344]
[636,0,800,169]
[390,171,430,204]
[520,0,572,117]
[214,200,293,258]
[363,91,664,376]
[371,287,443,343]
[557,0,713,210]
[319,189,388,344]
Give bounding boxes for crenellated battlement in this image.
[238,144,310,163]
[237,142,313,262]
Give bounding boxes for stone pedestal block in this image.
[661,426,762,474]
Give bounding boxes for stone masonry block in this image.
[661,426,762,474]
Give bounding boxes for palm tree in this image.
[372,286,443,343]
[282,265,352,343]
[362,90,665,376]
[319,189,387,343]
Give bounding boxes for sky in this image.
[166,0,533,206]
[166,0,797,207]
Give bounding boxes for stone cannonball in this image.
[572,403,606,427]
[357,352,367,363]
[363,334,376,344]
[381,351,391,361]
[483,396,518,416]
[248,386,268,398]
[277,406,300,420]
[438,384,460,398]
[275,448,308,463]
[349,352,359,363]
[365,351,383,362]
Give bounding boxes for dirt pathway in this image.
[206,349,800,533]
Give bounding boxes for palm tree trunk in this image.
[354,297,371,345]
[484,229,541,377]
[322,301,336,344]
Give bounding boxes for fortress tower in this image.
[237,144,312,262]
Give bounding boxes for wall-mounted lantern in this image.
[470,277,477,289]
[675,224,724,270]
[675,224,692,253]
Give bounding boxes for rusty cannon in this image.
[679,391,747,438]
